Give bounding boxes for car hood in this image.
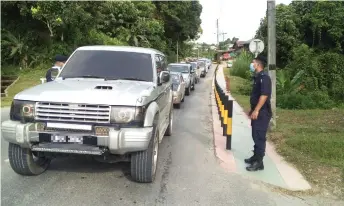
[14,79,155,106]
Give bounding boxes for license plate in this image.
[51,135,83,144]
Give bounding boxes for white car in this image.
[168,63,196,95]
[199,58,211,71]
[189,62,201,83]
[197,60,208,77]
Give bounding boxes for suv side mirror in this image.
[159,71,170,84]
[51,67,61,80]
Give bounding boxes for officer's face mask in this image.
[249,63,255,72]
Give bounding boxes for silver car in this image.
[189,62,201,83]
[170,72,186,108]
[197,61,207,78]
[167,63,195,95]
[1,46,173,183]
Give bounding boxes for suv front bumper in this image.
[1,120,153,155]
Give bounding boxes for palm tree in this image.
[1,30,30,69]
[276,69,305,95]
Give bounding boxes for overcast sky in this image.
[197,0,293,44]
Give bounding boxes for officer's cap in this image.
[254,55,267,66]
[54,54,69,62]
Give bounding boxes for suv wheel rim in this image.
[152,131,159,175]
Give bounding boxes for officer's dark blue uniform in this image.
[245,56,272,171]
[46,55,68,82]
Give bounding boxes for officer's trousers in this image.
[251,110,271,157]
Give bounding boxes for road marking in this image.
[4,159,9,162]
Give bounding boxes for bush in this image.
[286,44,344,104]
[231,50,253,80]
[238,81,252,95]
[88,29,126,46]
[277,90,335,109]
[1,65,21,76]
[329,79,344,102]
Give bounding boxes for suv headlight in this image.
[10,100,36,123]
[110,106,145,124]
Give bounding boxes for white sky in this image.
[197,0,293,44]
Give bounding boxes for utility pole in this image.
[176,35,179,62]
[267,0,276,130]
[216,19,219,49]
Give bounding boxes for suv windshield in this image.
[59,50,153,81]
[168,65,189,73]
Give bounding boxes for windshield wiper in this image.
[63,75,106,80]
[104,77,147,81]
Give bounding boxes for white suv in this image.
[1,46,174,183]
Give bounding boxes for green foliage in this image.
[277,91,335,109]
[1,1,203,69]
[88,30,126,46]
[230,50,253,80]
[276,69,305,95]
[237,82,252,96]
[255,1,344,107]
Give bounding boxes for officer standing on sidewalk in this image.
[46,55,68,82]
[245,55,272,171]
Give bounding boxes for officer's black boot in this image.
[244,151,257,164]
[246,155,264,171]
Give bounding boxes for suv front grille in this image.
[35,102,111,123]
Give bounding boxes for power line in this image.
[219,32,227,42]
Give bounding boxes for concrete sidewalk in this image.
[211,65,311,191]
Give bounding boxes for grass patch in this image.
[223,66,344,197]
[272,109,344,197]
[223,67,250,112]
[1,69,46,107]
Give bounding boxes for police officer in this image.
[245,55,272,172]
[46,55,68,82]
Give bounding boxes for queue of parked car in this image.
[1,45,213,184]
[168,58,212,108]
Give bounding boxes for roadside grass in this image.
[1,69,46,107]
[223,66,344,197]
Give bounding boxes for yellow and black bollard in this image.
[226,100,233,150]
[214,75,234,150]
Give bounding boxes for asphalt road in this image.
[0,66,332,206]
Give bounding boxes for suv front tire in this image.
[130,124,159,183]
[8,143,51,176]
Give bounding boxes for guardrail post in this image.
[220,89,225,127]
[222,94,228,136]
[226,100,233,150]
